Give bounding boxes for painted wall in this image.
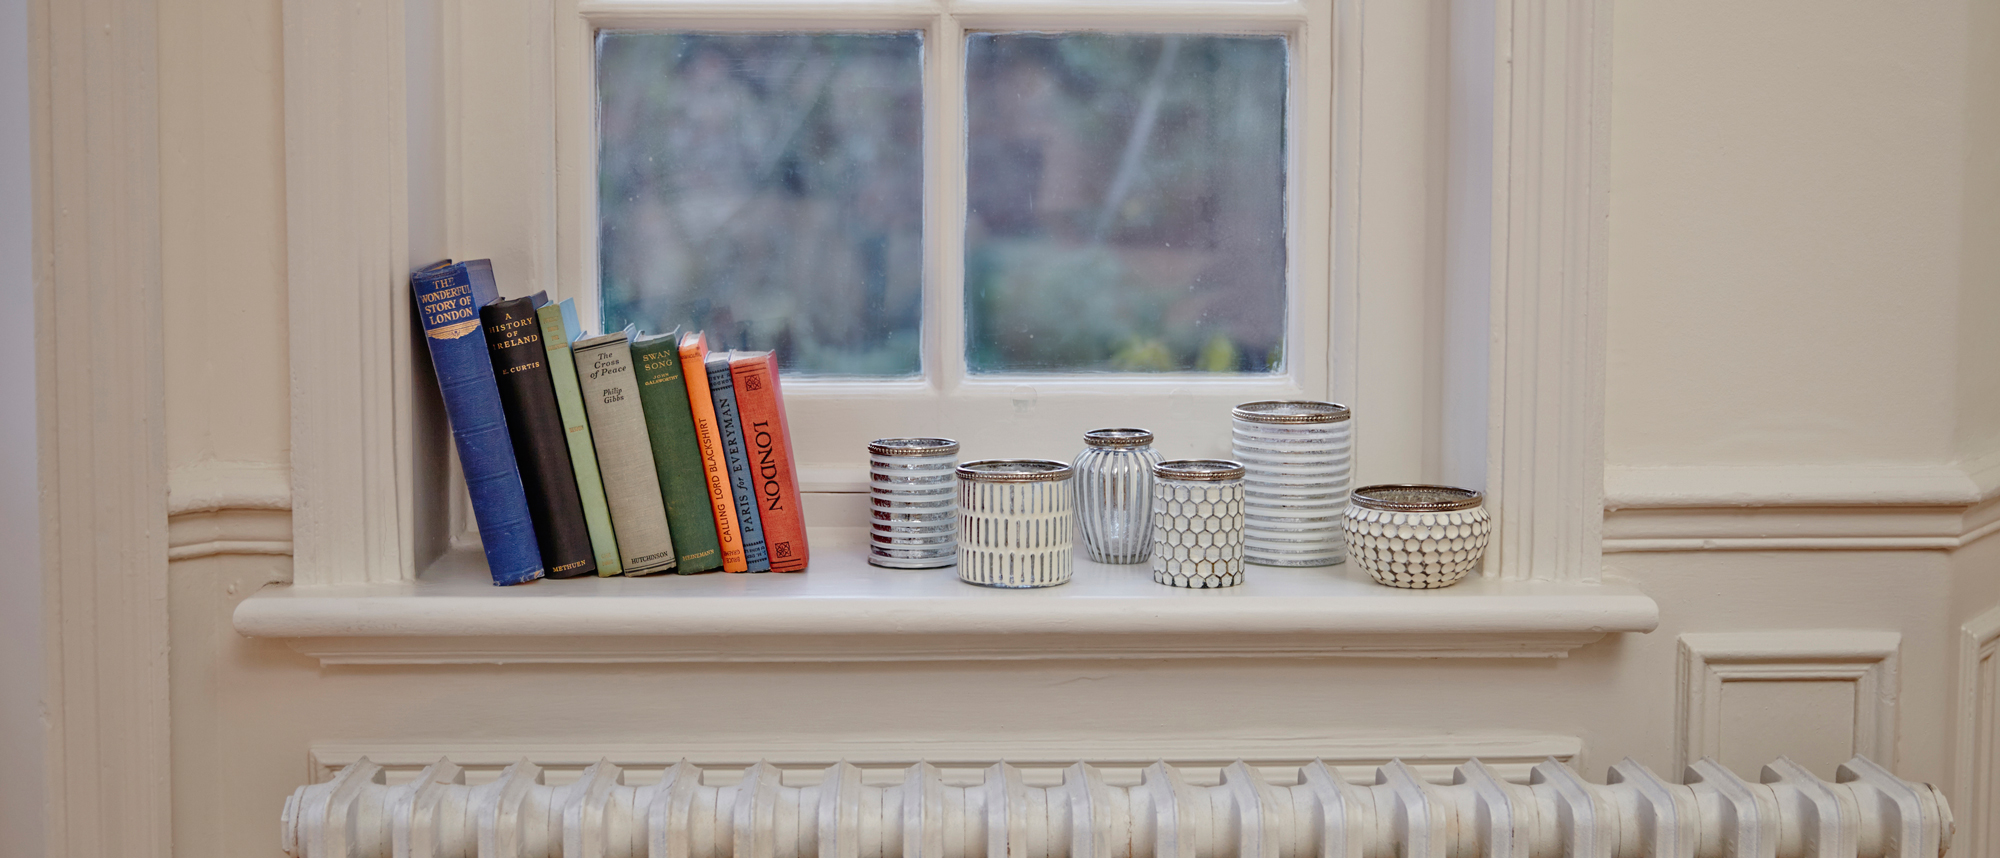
[0,0,44,851]
[159,0,290,477]
[1605,0,1970,469]
[142,0,2000,856]
[1959,0,2000,466]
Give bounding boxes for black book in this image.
[481,294,597,578]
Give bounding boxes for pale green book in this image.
[537,299,622,576]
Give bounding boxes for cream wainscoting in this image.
[1958,604,2000,858]
[1605,460,2000,552]
[1675,631,1901,773]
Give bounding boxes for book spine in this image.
[678,336,747,572]
[410,262,543,585]
[537,303,623,576]
[483,297,597,578]
[706,359,771,573]
[631,337,723,574]
[573,335,679,575]
[729,353,809,572]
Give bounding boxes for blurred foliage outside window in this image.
[599,32,925,375]
[596,31,1288,377]
[966,33,1288,374]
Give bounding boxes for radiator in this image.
[282,755,1952,858]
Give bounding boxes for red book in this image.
[729,351,810,572]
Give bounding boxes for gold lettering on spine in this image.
[694,415,735,547]
[753,420,782,511]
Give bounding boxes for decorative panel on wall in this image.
[1959,606,2000,858]
[1677,631,1900,776]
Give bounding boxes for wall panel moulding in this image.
[1603,465,2000,553]
[1956,605,2000,858]
[1676,631,1900,773]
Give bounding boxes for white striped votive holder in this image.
[1231,400,1353,567]
[868,438,960,569]
[956,459,1074,588]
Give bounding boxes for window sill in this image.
[232,536,1659,665]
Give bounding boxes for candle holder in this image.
[867,438,960,569]
[1151,459,1247,588]
[1342,484,1490,589]
[1073,428,1163,564]
[1231,400,1353,567]
[956,459,1074,588]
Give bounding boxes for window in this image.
[545,1,1338,470]
[594,29,1289,379]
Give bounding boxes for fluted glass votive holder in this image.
[867,438,960,569]
[956,459,1074,588]
[1073,428,1163,564]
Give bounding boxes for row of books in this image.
[413,259,809,585]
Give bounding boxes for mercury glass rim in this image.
[1350,483,1484,512]
[1231,400,1352,424]
[1153,458,1247,481]
[957,458,1074,482]
[1083,427,1156,447]
[868,437,962,457]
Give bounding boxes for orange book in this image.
[678,332,747,572]
[729,351,809,572]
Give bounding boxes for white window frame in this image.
[281,0,1610,586]
[531,0,1338,474]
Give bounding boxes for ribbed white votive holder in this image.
[1231,400,1353,567]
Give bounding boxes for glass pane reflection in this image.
[965,33,1288,374]
[597,32,924,376]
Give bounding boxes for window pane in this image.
[597,32,924,376]
[965,33,1288,374]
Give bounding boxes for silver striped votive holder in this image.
[1231,401,1353,567]
[1073,428,1164,564]
[1151,459,1247,588]
[956,459,1074,588]
[868,438,960,569]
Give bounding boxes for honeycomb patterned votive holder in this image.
[956,459,1074,588]
[868,438,960,569]
[1150,459,1247,589]
[1342,484,1491,589]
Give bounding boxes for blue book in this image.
[412,260,545,586]
[704,354,771,573]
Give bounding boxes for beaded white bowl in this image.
[1341,485,1490,589]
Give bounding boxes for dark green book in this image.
[632,331,724,574]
